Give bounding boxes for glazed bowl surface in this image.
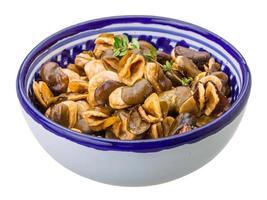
[16,16,251,186]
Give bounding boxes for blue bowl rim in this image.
[16,15,251,153]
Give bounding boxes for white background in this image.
[0,0,266,199]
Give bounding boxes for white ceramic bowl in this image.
[16,16,251,186]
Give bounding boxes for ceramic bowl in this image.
[16,16,251,186]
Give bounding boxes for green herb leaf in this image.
[162,60,173,72]
[113,35,129,57]
[122,35,129,48]
[119,50,127,57]
[180,77,193,86]
[113,35,140,57]
[113,49,121,57]
[114,36,122,49]
[129,39,140,49]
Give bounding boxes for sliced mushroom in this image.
[179,96,198,114]
[94,33,114,58]
[88,71,120,107]
[117,111,139,140]
[159,86,192,114]
[101,49,120,71]
[165,71,184,87]
[196,115,216,127]
[48,92,88,105]
[204,82,220,116]
[191,72,207,89]
[105,131,117,139]
[145,62,172,94]
[67,63,86,76]
[118,52,145,86]
[211,89,230,116]
[138,93,162,123]
[199,74,223,92]
[68,80,88,93]
[40,62,69,94]
[84,59,106,80]
[33,81,54,108]
[212,71,228,85]
[156,51,172,65]
[148,123,162,139]
[62,68,80,80]
[74,51,94,68]
[110,119,122,138]
[121,79,153,105]
[46,100,77,128]
[139,40,157,61]
[169,113,196,135]
[206,57,221,72]
[171,46,210,65]
[74,100,91,133]
[109,87,130,109]
[95,33,114,45]
[193,82,205,111]
[94,80,123,106]
[128,107,150,135]
[94,44,113,59]
[82,106,117,131]
[162,116,175,137]
[172,56,201,78]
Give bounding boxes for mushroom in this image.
[139,40,157,61]
[83,106,118,131]
[116,111,138,140]
[105,131,117,139]
[95,33,114,46]
[127,107,150,135]
[193,82,205,111]
[162,117,175,137]
[118,52,145,86]
[145,62,172,94]
[68,80,88,93]
[171,46,210,65]
[74,100,91,133]
[84,59,106,80]
[147,116,175,139]
[159,86,192,114]
[179,96,198,114]
[204,82,230,116]
[66,63,86,76]
[101,49,120,72]
[199,74,223,91]
[205,57,221,72]
[204,82,220,116]
[191,72,207,89]
[172,56,201,78]
[212,71,230,96]
[88,71,120,107]
[94,80,123,106]
[94,33,114,58]
[196,115,216,127]
[40,62,69,94]
[156,51,172,65]
[138,93,163,123]
[46,100,78,128]
[74,51,94,68]
[109,87,130,109]
[62,68,80,80]
[165,71,184,87]
[148,123,163,139]
[33,81,54,108]
[169,113,196,135]
[121,79,153,105]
